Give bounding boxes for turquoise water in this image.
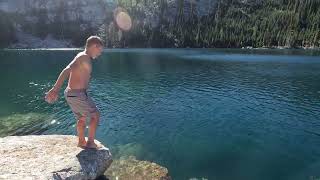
[1,48,320,180]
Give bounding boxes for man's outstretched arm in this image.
[52,65,71,92]
[45,60,76,103]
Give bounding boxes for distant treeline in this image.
[0,0,319,48]
[109,0,320,48]
[0,11,16,47]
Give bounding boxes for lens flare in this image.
[114,7,132,32]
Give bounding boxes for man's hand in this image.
[45,88,59,104]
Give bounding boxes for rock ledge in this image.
[0,135,112,180]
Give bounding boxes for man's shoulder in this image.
[76,51,90,59]
[68,52,90,69]
[75,52,90,62]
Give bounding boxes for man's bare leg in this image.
[77,116,87,148]
[86,111,99,149]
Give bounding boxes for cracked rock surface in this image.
[0,135,112,180]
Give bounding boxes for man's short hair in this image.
[85,36,103,48]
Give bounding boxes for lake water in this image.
[1,48,320,180]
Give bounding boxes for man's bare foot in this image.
[77,140,87,149]
[86,140,98,149]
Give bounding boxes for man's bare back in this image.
[67,52,92,90]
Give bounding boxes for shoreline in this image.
[1,47,320,51]
[0,135,171,180]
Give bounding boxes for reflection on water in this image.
[1,49,320,180]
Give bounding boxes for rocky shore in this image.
[0,135,171,180]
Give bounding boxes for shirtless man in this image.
[45,36,103,149]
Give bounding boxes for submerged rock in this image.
[105,156,171,180]
[0,135,112,180]
[112,142,155,160]
[0,113,51,137]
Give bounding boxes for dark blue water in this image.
[1,49,320,180]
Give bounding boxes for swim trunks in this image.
[64,88,98,119]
